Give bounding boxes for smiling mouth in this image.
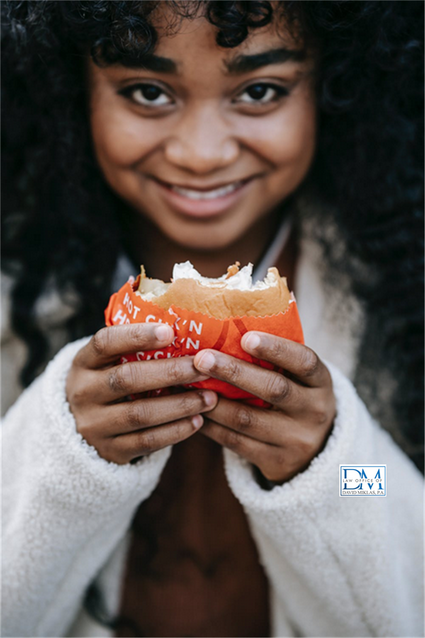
[154,178,252,200]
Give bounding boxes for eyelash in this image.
[118,81,290,108]
[236,83,290,105]
[118,83,171,107]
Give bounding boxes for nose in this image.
[164,104,239,174]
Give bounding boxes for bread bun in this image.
[136,261,292,320]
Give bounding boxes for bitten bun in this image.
[105,261,303,403]
[136,261,292,320]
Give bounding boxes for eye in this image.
[119,83,172,107]
[237,83,289,105]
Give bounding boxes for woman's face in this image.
[88,11,317,251]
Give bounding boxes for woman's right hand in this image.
[66,323,218,464]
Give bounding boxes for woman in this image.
[2,1,423,636]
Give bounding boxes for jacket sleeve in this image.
[223,362,424,638]
[2,338,172,638]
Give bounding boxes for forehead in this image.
[148,6,306,73]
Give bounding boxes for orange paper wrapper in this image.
[105,276,304,407]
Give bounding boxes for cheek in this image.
[243,96,317,171]
[90,100,160,168]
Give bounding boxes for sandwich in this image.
[105,261,303,404]
[136,261,292,319]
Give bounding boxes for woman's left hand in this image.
[193,332,336,484]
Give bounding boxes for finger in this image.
[200,419,275,469]
[74,323,175,369]
[200,419,313,483]
[206,399,330,467]
[107,417,205,464]
[94,356,209,403]
[206,397,290,445]
[241,333,329,388]
[95,390,218,436]
[193,349,303,410]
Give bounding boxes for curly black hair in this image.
[2,1,423,633]
[2,0,423,477]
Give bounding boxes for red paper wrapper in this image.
[104,276,304,406]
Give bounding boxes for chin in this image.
[171,235,231,252]
[171,226,251,252]
[154,216,232,247]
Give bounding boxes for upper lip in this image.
[152,176,254,192]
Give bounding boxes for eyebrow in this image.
[129,54,178,73]
[225,47,306,74]
[122,46,305,75]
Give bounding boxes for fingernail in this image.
[244,333,261,350]
[196,351,216,371]
[191,415,203,429]
[154,325,173,342]
[200,390,217,407]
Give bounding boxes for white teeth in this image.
[170,181,242,200]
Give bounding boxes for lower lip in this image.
[152,178,254,219]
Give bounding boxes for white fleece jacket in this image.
[2,234,424,638]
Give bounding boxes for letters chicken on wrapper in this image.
[104,261,304,407]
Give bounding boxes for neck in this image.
[121,206,295,283]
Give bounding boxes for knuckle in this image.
[224,358,241,383]
[104,440,128,465]
[77,417,105,453]
[66,377,88,408]
[225,428,242,452]
[123,364,140,389]
[124,430,154,458]
[126,324,151,349]
[300,350,320,378]
[270,338,288,360]
[115,453,130,465]
[179,392,199,416]
[72,346,87,368]
[261,452,286,482]
[235,406,253,431]
[108,366,131,395]
[266,375,290,404]
[110,408,126,433]
[125,400,149,428]
[166,356,185,381]
[137,429,157,455]
[294,430,316,458]
[313,399,329,426]
[91,328,111,358]
[76,419,91,442]
[274,449,287,469]
[172,419,191,442]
